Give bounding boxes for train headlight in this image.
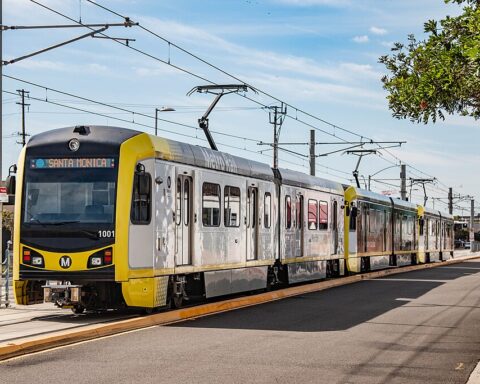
[68,138,80,152]
[23,248,44,267]
[32,256,43,266]
[90,257,102,266]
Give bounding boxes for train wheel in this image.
[360,257,366,273]
[173,295,184,308]
[71,305,85,315]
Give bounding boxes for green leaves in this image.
[380,0,480,123]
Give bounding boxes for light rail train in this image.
[7,126,454,313]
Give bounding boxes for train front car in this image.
[13,126,142,313]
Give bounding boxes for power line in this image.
[3,74,260,144]
[23,0,475,200]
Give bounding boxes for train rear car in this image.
[417,206,454,262]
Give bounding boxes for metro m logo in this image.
[59,256,72,269]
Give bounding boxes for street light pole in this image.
[154,107,175,136]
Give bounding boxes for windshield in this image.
[24,180,115,224]
[21,157,118,252]
[23,159,117,226]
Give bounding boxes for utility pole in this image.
[448,187,453,215]
[155,108,159,136]
[268,103,286,169]
[400,164,407,201]
[16,89,30,146]
[470,199,475,246]
[309,130,315,176]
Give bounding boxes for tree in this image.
[379,0,480,123]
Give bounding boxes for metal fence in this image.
[0,240,12,308]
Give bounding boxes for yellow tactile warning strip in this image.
[1,254,478,361]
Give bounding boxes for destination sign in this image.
[30,158,116,169]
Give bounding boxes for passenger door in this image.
[246,185,258,261]
[331,199,338,255]
[175,175,192,266]
[295,193,304,257]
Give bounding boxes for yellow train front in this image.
[12,125,158,313]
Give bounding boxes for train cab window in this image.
[131,171,152,225]
[319,201,328,230]
[308,199,318,230]
[224,186,240,227]
[264,193,271,229]
[285,195,292,229]
[202,182,221,227]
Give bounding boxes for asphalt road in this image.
[1,260,480,384]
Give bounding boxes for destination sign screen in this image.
[30,158,116,169]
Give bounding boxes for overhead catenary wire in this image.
[82,0,441,175]
[20,0,475,204]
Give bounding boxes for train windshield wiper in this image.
[49,221,81,226]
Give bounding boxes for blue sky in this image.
[3,0,478,214]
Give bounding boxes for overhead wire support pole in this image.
[309,130,315,176]
[400,164,407,201]
[268,103,287,169]
[16,89,30,146]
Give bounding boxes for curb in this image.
[1,254,479,361]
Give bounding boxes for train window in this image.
[176,178,182,226]
[184,179,190,226]
[419,217,424,236]
[224,186,240,227]
[349,204,357,231]
[202,182,221,227]
[369,210,376,233]
[131,172,152,225]
[308,199,318,230]
[319,201,328,230]
[251,189,257,229]
[296,195,303,229]
[264,193,271,229]
[285,195,292,229]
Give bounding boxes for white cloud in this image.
[353,35,369,43]
[271,0,351,6]
[370,26,388,35]
[380,41,395,48]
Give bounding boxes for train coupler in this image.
[42,282,83,308]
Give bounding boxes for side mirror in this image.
[6,175,16,195]
[138,174,151,196]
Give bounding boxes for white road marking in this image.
[467,361,480,383]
